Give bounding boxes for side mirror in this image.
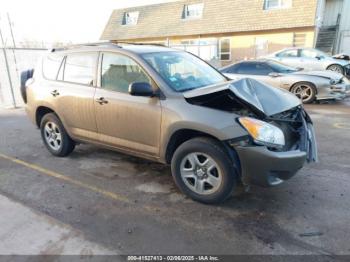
[315,56,324,60]
[129,82,155,97]
[268,72,280,78]
[296,67,304,71]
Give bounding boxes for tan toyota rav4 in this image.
[21,43,317,204]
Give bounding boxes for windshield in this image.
[141,51,227,92]
[267,60,299,73]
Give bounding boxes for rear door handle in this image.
[51,90,60,97]
[95,97,108,105]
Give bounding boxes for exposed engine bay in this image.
[184,78,318,163]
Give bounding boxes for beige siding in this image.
[223,29,315,64]
[121,28,315,67]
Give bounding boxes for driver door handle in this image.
[95,97,108,105]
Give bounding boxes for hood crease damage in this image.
[185,78,301,117]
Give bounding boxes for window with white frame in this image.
[264,0,292,10]
[123,11,139,25]
[183,3,204,19]
[219,38,231,61]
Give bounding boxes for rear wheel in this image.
[171,137,237,204]
[327,64,344,75]
[40,113,75,157]
[291,82,316,104]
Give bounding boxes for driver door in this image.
[276,49,301,68]
[94,52,162,156]
[299,49,324,71]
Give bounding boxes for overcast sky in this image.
[0,0,176,46]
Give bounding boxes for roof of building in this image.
[101,0,318,41]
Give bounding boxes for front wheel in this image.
[291,82,316,104]
[171,137,237,204]
[327,64,344,75]
[40,113,75,157]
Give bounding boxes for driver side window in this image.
[101,53,150,93]
[300,49,318,59]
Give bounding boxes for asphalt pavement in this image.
[0,99,349,256]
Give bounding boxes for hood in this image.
[324,56,350,66]
[332,53,350,61]
[184,78,301,117]
[292,70,343,81]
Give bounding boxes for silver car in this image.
[220,59,350,103]
[265,47,350,76]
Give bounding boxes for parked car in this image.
[265,47,350,76]
[220,59,350,103]
[21,43,317,204]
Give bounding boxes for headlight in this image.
[330,79,337,85]
[238,117,285,148]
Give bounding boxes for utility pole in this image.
[7,13,19,78]
[0,23,17,108]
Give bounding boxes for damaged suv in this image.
[22,43,317,204]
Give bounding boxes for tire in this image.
[20,69,34,103]
[327,64,344,75]
[291,82,316,104]
[171,137,237,204]
[40,113,75,157]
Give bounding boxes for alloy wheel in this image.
[180,152,222,195]
[327,65,344,74]
[293,84,313,102]
[44,121,62,151]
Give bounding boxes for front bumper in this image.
[317,84,350,100]
[233,108,317,187]
[235,146,306,187]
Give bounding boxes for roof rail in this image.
[51,42,121,52]
[116,41,166,47]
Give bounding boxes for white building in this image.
[316,0,350,54]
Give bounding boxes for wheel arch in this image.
[326,63,344,70]
[35,106,55,127]
[164,128,241,174]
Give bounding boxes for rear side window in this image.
[235,62,272,75]
[64,53,98,85]
[235,63,257,74]
[42,54,64,80]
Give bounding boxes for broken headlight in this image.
[238,117,285,148]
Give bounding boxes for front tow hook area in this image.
[235,146,307,187]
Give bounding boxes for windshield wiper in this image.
[177,87,199,92]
